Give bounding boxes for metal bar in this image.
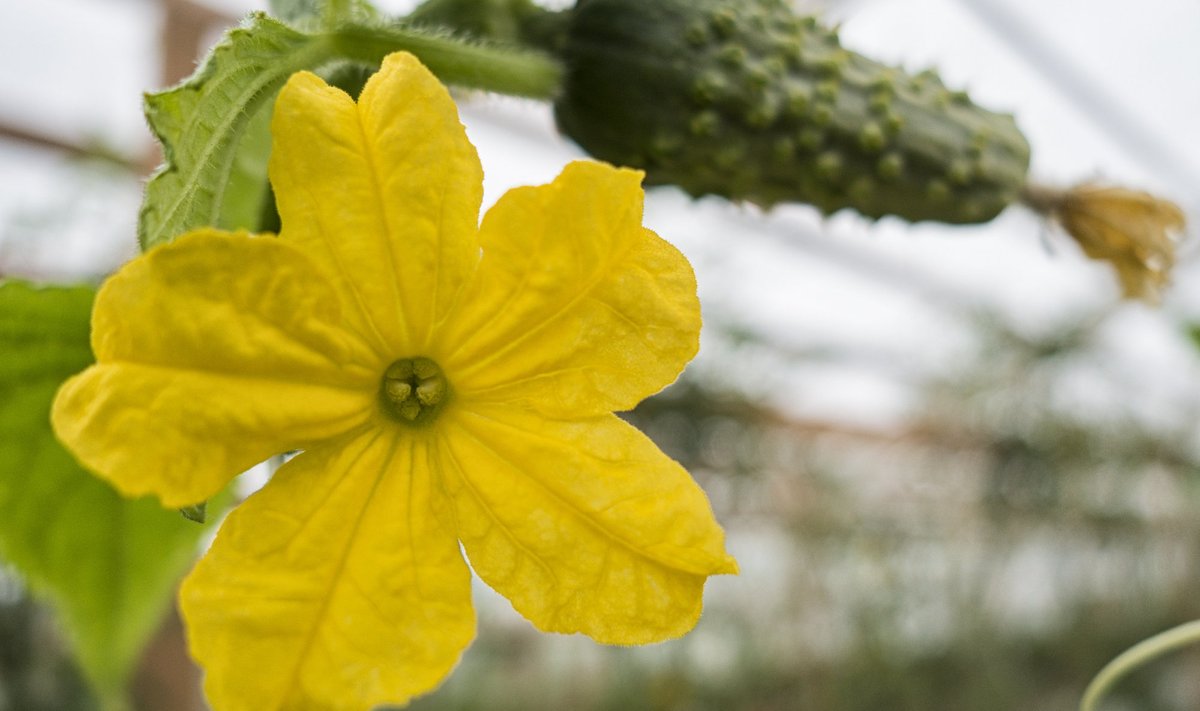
[0,121,142,171]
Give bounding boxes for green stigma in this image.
[379,357,450,426]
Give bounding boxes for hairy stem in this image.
[408,0,569,52]
[329,23,562,98]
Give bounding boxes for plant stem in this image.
[407,0,569,52]
[1080,619,1200,711]
[328,23,562,99]
[1019,182,1067,217]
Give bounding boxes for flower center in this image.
[379,357,450,426]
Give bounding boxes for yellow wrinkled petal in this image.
[439,161,700,419]
[181,428,475,711]
[51,230,379,507]
[270,53,483,353]
[1056,184,1184,302]
[437,405,736,644]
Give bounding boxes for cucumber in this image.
[553,0,1030,223]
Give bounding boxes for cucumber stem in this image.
[329,23,563,99]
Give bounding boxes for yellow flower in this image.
[51,52,736,710]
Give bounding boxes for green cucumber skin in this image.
[554,0,1030,223]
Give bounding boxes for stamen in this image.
[379,357,450,425]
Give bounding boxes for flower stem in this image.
[1080,619,1200,711]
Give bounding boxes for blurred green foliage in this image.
[0,282,218,709]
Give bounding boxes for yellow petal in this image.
[438,161,700,419]
[51,230,380,508]
[437,405,736,644]
[181,427,475,711]
[1056,184,1184,302]
[270,52,483,354]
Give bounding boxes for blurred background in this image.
[1,0,1199,709]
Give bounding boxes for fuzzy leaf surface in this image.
[139,13,321,249]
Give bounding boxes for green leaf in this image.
[0,281,216,704]
[179,502,208,524]
[213,87,276,233]
[139,14,321,250]
[138,11,561,250]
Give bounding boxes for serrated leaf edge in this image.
[138,13,330,249]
